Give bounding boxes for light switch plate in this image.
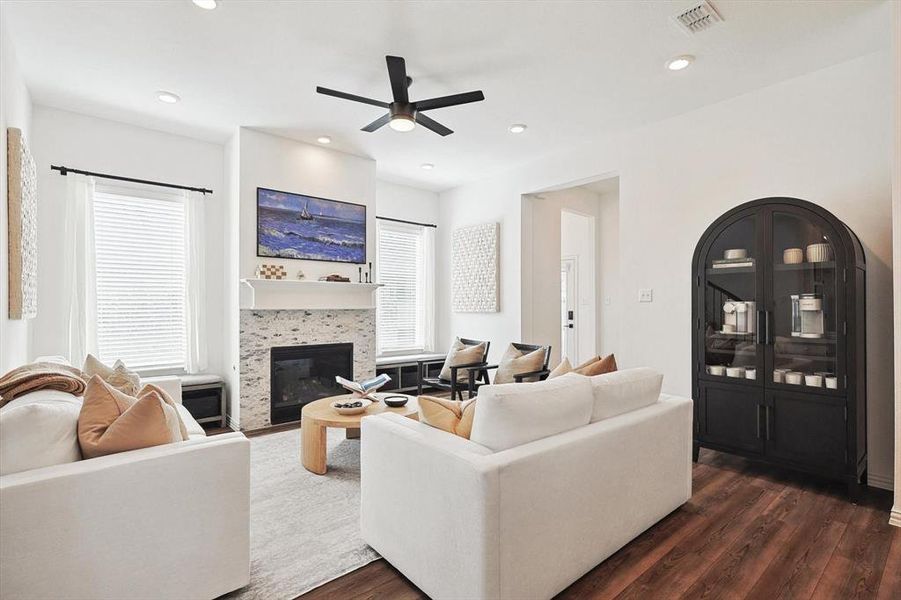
[639,288,653,303]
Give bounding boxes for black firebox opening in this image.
[270,343,353,424]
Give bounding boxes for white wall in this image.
[597,188,620,357]
[376,180,439,225]
[28,107,227,377]
[237,128,376,283]
[438,51,895,488]
[0,21,33,373]
[891,0,900,526]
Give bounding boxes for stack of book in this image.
[711,257,755,269]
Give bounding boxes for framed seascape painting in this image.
[257,187,367,264]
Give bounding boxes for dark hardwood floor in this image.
[299,449,899,600]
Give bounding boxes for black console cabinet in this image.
[691,198,866,496]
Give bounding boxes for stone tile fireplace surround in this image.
[238,308,375,431]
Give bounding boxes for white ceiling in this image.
[0,0,890,191]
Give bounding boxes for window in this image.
[93,183,187,372]
[376,219,435,355]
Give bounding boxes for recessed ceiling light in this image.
[420,163,435,170]
[509,123,527,134]
[317,136,332,144]
[156,91,180,104]
[192,0,218,9]
[666,55,694,71]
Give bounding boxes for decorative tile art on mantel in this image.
[452,222,499,313]
[6,128,37,319]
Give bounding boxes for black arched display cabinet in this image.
[691,197,866,497]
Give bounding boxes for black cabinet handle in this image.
[756,310,766,344]
[766,406,772,440]
[756,405,762,439]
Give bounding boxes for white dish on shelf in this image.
[708,365,726,376]
[745,368,757,380]
[783,248,803,264]
[806,243,832,263]
[724,249,748,260]
[785,371,803,385]
[805,374,823,387]
[726,367,745,378]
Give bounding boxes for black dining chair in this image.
[417,338,491,401]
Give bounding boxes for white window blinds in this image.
[92,183,187,372]
[376,219,435,355]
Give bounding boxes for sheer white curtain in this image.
[64,174,97,364]
[184,190,208,373]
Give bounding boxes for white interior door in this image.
[561,257,578,364]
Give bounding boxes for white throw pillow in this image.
[469,373,593,452]
[588,367,663,423]
[0,390,83,476]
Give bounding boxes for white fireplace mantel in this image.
[239,278,383,310]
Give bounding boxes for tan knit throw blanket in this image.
[0,362,87,407]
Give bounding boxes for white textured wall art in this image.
[7,128,37,319]
[452,222,499,313]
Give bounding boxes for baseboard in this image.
[867,472,894,491]
[890,508,901,528]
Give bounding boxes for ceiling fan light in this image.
[317,136,332,144]
[389,115,416,132]
[509,123,527,134]
[192,0,218,9]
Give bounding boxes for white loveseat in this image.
[0,375,251,600]
[361,368,693,600]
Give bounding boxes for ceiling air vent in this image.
[674,1,723,34]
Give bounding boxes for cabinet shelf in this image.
[774,261,836,271]
[706,266,756,275]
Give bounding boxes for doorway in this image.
[561,209,596,366]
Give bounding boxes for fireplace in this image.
[270,343,353,424]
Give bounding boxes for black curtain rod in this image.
[375,215,437,228]
[51,165,213,195]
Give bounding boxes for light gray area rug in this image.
[225,428,379,600]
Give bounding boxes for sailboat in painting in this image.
[298,200,314,221]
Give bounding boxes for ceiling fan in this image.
[316,55,485,136]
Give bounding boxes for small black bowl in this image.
[383,395,409,408]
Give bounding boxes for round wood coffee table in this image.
[300,393,418,475]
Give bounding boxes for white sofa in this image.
[0,375,251,600]
[361,369,693,600]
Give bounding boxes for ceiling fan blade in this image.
[385,56,409,104]
[316,86,388,108]
[415,113,453,136]
[415,90,485,112]
[361,113,392,133]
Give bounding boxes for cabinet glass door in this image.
[768,209,841,390]
[701,212,763,383]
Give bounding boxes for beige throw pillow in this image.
[78,376,187,459]
[439,339,487,382]
[574,354,618,377]
[418,395,477,439]
[547,357,573,379]
[83,354,141,396]
[494,344,547,384]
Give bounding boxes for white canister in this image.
[825,376,838,389]
[735,302,748,333]
[806,243,832,263]
[726,366,745,378]
[722,324,736,334]
[745,367,757,380]
[724,248,748,260]
[805,374,823,387]
[783,248,803,264]
[785,371,804,385]
[773,369,788,383]
[708,365,726,376]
